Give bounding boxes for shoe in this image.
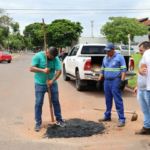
[56,120,66,127]
[117,122,125,127]
[135,127,150,134]
[98,117,111,122]
[34,123,41,132]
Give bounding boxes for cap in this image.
[104,42,115,51]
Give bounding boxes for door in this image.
[69,46,80,76]
[65,47,75,74]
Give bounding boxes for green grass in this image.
[128,54,142,88]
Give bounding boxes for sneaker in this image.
[98,117,111,122]
[117,122,125,127]
[56,120,66,127]
[34,123,41,132]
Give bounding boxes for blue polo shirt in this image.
[100,52,127,79]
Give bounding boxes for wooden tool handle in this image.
[42,18,55,122]
[94,108,135,114]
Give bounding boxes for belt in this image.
[106,76,121,81]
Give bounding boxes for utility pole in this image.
[91,21,94,38]
[7,13,9,52]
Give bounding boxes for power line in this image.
[5,11,150,14]
[3,8,150,11]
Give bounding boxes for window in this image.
[114,46,120,50]
[81,46,106,54]
[1,52,9,55]
[70,46,79,56]
[121,46,133,50]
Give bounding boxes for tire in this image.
[8,61,11,63]
[75,70,85,91]
[63,66,70,81]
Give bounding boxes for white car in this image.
[63,44,136,91]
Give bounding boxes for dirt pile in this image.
[44,118,105,138]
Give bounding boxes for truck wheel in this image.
[8,61,11,63]
[76,70,85,91]
[63,66,70,81]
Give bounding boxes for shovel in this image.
[94,108,138,121]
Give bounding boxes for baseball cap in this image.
[104,42,115,51]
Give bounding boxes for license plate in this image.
[5,59,8,60]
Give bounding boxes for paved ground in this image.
[0,52,150,150]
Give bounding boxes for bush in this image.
[128,54,142,88]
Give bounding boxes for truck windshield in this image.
[81,46,106,54]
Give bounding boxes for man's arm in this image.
[98,73,104,81]
[134,84,138,94]
[47,70,62,87]
[30,66,50,74]
[121,72,126,81]
[139,63,147,76]
[52,70,62,82]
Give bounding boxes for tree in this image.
[100,17,148,45]
[37,19,83,48]
[23,23,44,50]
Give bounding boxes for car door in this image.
[65,47,75,74]
[69,46,80,76]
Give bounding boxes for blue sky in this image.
[0,0,150,37]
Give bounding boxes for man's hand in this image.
[47,80,54,87]
[134,86,138,94]
[118,80,126,90]
[96,80,101,89]
[43,68,50,74]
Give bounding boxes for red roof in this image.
[137,17,150,26]
[137,17,148,22]
[142,20,150,26]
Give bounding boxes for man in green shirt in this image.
[30,47,66,131]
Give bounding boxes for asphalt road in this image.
[0,52,150,150]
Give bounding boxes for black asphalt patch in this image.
[44,118,105,138]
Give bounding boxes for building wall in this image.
[67,37,108,53]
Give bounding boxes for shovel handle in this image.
[94,108,136,114]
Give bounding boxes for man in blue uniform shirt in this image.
[97,42,127,127]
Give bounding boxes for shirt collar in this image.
[106,52,117,59]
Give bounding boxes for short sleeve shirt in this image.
[100,52,127,79]
[31,51,62,85]
[141,49,150,90]
[137,59,147,90]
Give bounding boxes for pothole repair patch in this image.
[44,118,105,138]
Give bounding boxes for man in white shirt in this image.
[134,41,150,134]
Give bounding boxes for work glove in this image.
[96,80,101,89]
[118,80,126,90]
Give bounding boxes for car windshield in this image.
[81,46,106,54]
[1,52,9,55]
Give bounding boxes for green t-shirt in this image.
[31,51,62,85]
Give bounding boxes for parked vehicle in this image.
[115,45,139,55]
[63,44,136,91]
[0,52,12,63]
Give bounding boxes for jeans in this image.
[35,83,62,124]
[137,90,150,129]
[104,78,126,122]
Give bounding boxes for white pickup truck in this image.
[63,44,136,91]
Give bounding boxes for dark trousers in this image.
[35,83,62,124]
[104,78,126,122]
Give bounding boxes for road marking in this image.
[12,55,20,60]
